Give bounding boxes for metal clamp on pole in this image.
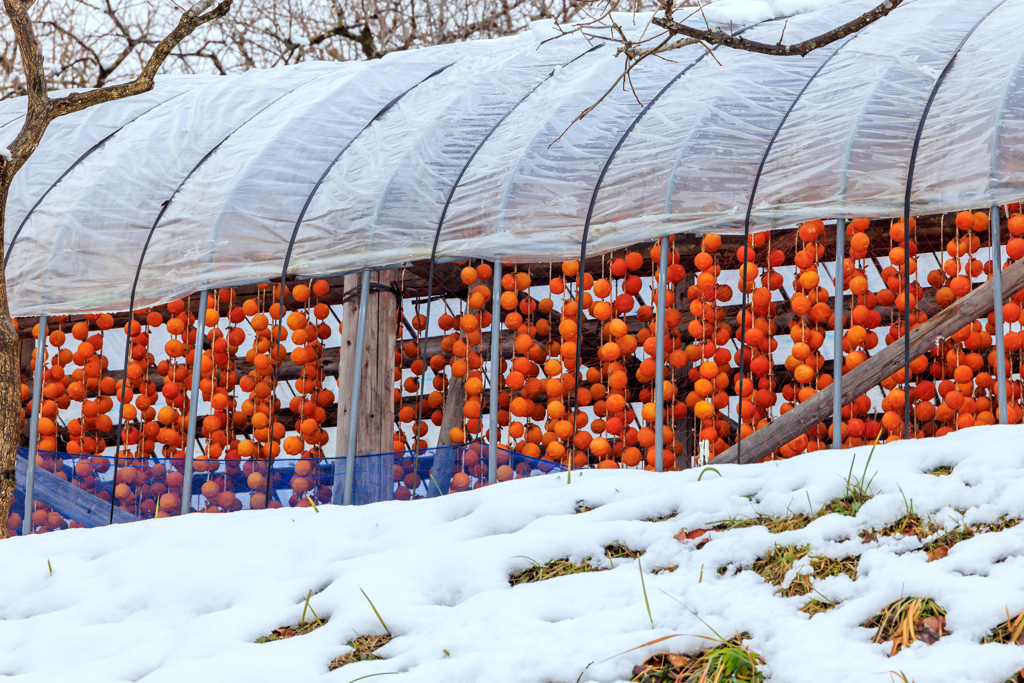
[22,314,47,536]
[343,269,372,506]
[181,290,210,515]
[832,219,846,450]
[488,259,502,485]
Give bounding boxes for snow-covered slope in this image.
[3,427,1024,683]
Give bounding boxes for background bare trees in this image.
[1,0,591,99]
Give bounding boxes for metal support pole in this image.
[654,236,669,472]
[343,269,372,506]
[832,219,846,450]
[22,314,46,536]
[992,205,1008,425]
[488,259,502,484]
[903,211,912,435]
[180,290,209,515]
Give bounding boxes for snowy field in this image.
[3,427,1024,683]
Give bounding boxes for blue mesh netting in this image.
[9,442,565,534]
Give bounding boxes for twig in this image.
[654,0,907,57]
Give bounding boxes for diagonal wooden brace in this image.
[712,258,1024,465]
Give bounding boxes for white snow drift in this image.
[3,427,1024,682]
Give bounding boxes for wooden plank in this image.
[15,454,139,528]
[712,258,1024,465]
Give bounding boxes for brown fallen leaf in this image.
[666,653,689,667]
[916,615,947,645]
[673,528,712,543]
[926,545,949,562]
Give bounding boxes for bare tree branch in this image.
[0,0,234,542]
[654,0,906,57]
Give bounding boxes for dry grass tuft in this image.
[575,500,596,514]
[920,525,975,561]
[929,465,953,476]
[864,515,1021,560]
[751,545,858,598]
[605,543,644,562]
[644,511,678,522]
[631,633,764,683]
[819,494,869,517]
[255,619,327,643]
[713,513,814,534]
[800,598,837,617]
[983,610,1024,646]
[863,597,947,656]
[509,557,598,585]
[977,517,1023,533]
[328,634,392,670]
[860,512,937,541]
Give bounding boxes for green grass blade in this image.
[638,558,653,629]
[698,467,722,481]
[359,588,391,637]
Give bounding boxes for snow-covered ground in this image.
[3,427,1024,683]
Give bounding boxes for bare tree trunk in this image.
[426,374,466,497]
[333,269,398,505]
[0,0,233,538]
[0,178,25,538]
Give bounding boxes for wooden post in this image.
[332,269,398,505]
[426,374,467,497]
[712,257,1024,465]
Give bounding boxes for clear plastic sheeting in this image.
[4,0,1024,316]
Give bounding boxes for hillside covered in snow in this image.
[3,427,1024,683]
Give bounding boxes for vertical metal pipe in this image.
[832,219,846,450]
[180,290,209,515]
[654,236,669,472]
[22,314,47,536]
[992,205,1008,425]
[343,269,372,506]
[488,259,502,485]
[903,209,912,435]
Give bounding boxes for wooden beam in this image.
[712,258,1024,465]
[15,454,138,527]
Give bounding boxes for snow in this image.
[529,0,855,42]
[0,147,10,162]
[701,0,857,26]
[4,427,1024,682]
